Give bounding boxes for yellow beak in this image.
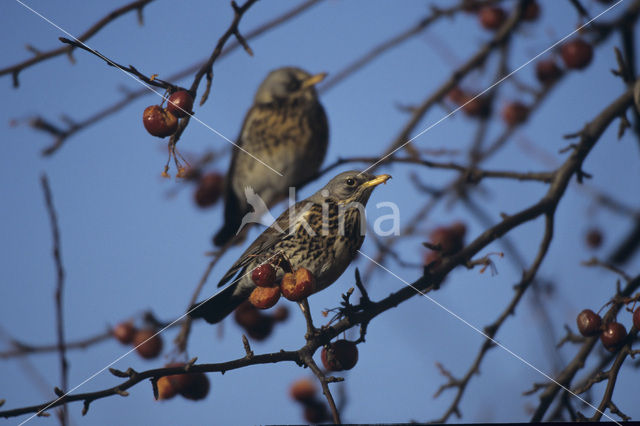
[300,72,327,89]
[362,174,392,189]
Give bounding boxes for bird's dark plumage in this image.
[213,67,329,246]
[191,170,391,323]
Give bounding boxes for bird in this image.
[191,170,391,324]
[213,67,329,246]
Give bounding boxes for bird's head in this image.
[312,170,392,206]
[254,67,326,105]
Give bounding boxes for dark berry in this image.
[600,322,627,350]
[535,60,562,85]
[133,329,163,359]
[585,228,603,249]
[166,90,194,118]
[321,340,359,371]
[289,378,317,403]
[251,263,277,287]
[194,173,224,208]
[561,39,594,70]
[501,102,530,126]
[524,1,540,21]
[576,309,602,337]
[112,322,136,345]
[142,105,178,138]
[479,6,506,30]
[633,307,640,330]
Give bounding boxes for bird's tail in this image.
[189,283,243,324]
[213,190,243,247]
[213,219,240,247]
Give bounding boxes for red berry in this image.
[633,307,640,330]
[576,309,602,337]
[448,87,465,104]
[194,173,224,208]
[535,60,563,85]
[600,322,627,350]
[164,363,195,395]
[479,6,506,30]
[430,223,466,256]
[112,322,136,345]
[561,39,593,70]
[251,263,277,287]
[234,301,262,329]
[245,316,275,341]
[156,376,177,400]
[461,94,491,118]
[281,268,316,301]
[501,102,530,126]
[289,378,317,403]
[585,228,603,249]
[249,286,281,310]
[523,1,540,21]
[133,329,163,359]
[179,372,210,400]
[321,340,359,371]
[166,90,194,118]
[142,105,178,138]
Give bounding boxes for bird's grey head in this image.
[254,67,326,104]
[312,170,392,205]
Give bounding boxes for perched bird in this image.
[213,67,329,246]
[191,170,391,324]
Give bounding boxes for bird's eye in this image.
[286,79,301,92]
[346,178,355,186]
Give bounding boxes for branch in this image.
[40,175,68,425]
[432,211,555,423]
[531,276,640,422]
[372,0,528,168]
[1,0,157,87]
[319,156,555,184]
[319,0,490,93]
[32,0,319,156]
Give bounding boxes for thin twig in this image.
[1,0,157,87]
[40,175,68,426]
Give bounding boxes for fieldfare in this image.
[213,67,329,246]
[191,170,391,323]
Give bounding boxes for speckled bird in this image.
[192,171,391,324]
[213,67,329,246]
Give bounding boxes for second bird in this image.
[213,67,329,246]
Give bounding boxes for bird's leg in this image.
[298,298,317,338]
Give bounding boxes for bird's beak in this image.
[300,72,327,89]
[362,174,392,189]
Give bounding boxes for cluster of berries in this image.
[234,301,289,341]
[449,1,596,127]
[112,321,163,360]
[289,378,330,423]
[142,90,194,138]
[156,362,210,402]
[576,306,640,351]
[248,264,316,309]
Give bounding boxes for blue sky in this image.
[1,0,639,424]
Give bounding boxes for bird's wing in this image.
[217,199,305,288]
